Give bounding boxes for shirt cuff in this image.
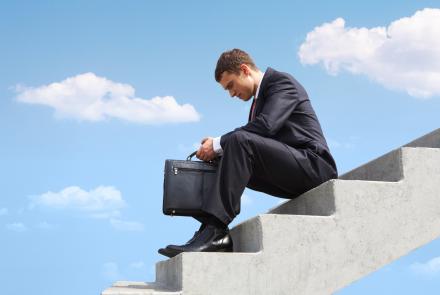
[212,136,223,154]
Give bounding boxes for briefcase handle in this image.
[187,151,220,163]
[187,151,197,161]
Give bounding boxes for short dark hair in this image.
[214,48,258,82]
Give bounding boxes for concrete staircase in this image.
[102,129,440,295]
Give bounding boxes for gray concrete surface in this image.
[102,128,440,295]
[101,281,181,295]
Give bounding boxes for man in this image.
[158,48,337,258]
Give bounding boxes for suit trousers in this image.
[201,130,337,225]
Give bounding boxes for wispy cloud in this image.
[15,72,201,124]
[109,218,144,231]
[28,186,145,231]
[6,222,27,232]
[0,208,8,216]
[299,8,440,98]
[29,186,126,218]
[410,256,440,277]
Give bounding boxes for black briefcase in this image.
[163,151,219,216]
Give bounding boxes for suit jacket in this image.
[220,67,337,172]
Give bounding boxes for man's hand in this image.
[196,137,217,162]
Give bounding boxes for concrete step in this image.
[101,281,181,295]
[404,128,440,148]
[101,128,440,295]
[339,127,440,181]
[155,252,260,293]
[339,148,403,181]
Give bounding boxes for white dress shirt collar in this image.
[255,71,265,100]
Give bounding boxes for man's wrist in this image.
[212,136,223,154]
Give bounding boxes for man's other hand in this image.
[196,137,217,162]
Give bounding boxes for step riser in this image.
[156,255,182,290]
[230,216,262,252]
[268,180,336,216]
[404,128,440,148]
[340,148,403,182]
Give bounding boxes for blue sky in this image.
[1,1,439,294]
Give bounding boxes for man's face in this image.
[219,69,254,101]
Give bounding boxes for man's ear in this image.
[240,64,251,75]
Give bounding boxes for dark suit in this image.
[202,67,337,225]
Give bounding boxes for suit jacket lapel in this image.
[247,101,253,122]
[248,67,273,122]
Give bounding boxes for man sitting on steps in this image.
[159,48,337,258]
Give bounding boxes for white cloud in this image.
[298,8,440,98]
[15,72,201,123]
[29,186,145,231]
[110,219,144,231]
[410,256,440,277]
[6,222,27,232]
[29,186,126,218]
[0,208,8,216]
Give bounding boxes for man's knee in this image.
[226,130,252,145]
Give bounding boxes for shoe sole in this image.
[159,246,233,258]
[206,246,233,253]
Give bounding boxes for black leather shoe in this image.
[158,223,208,258]
[164,224,233,258]
[158,247,178,258]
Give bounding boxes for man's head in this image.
[215,49,261,101]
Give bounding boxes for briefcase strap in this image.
[187,151,197,161]
[187,151,220,164]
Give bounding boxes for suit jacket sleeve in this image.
[220,71,301,148]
